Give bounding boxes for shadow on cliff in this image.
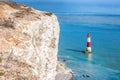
[65,49,85,53]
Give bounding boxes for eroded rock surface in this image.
[0,1,73,80]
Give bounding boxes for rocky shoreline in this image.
[56,61,73,80]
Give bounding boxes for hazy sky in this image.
[13,0,120,14]
[13,0,120,6]
[14,0,120,3]
[36,0,120,3]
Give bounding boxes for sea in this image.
[13,0,120,80]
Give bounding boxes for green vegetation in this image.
[0,57,2,63]
[0,70,5,76]
[44,12,53,16]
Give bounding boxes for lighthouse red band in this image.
[85,33,91,53]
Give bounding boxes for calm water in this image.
[13,0,120,80]
[58,15,120,80]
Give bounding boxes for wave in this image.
[61,59,120,80]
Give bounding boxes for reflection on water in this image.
[86,53,92,61]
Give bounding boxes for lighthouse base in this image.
[85,50,91,54]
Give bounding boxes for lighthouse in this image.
[85,33,92,54]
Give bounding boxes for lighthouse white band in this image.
[87,38,91,42]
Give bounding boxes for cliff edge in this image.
[0,1,73,80]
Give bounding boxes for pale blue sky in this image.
[13,0,120,3]
[13,0,120,14]
[13,0,120,6]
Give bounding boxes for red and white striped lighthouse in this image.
[85,33,92,53]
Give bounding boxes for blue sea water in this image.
[58,16,120,80]
[13,0,120,80]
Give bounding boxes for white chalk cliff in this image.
[0,1,73,80]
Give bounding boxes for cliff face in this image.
[0,1,58,80]
[0,1,73,80]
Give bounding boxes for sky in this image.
[13,0,120,6]
[13,0,120,15]
[13,0,120,3]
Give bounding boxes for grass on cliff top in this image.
[44,12,53,16]
[2,0,25,9]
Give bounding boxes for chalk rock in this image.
[56,61,73,80]
[0,1,73,80]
